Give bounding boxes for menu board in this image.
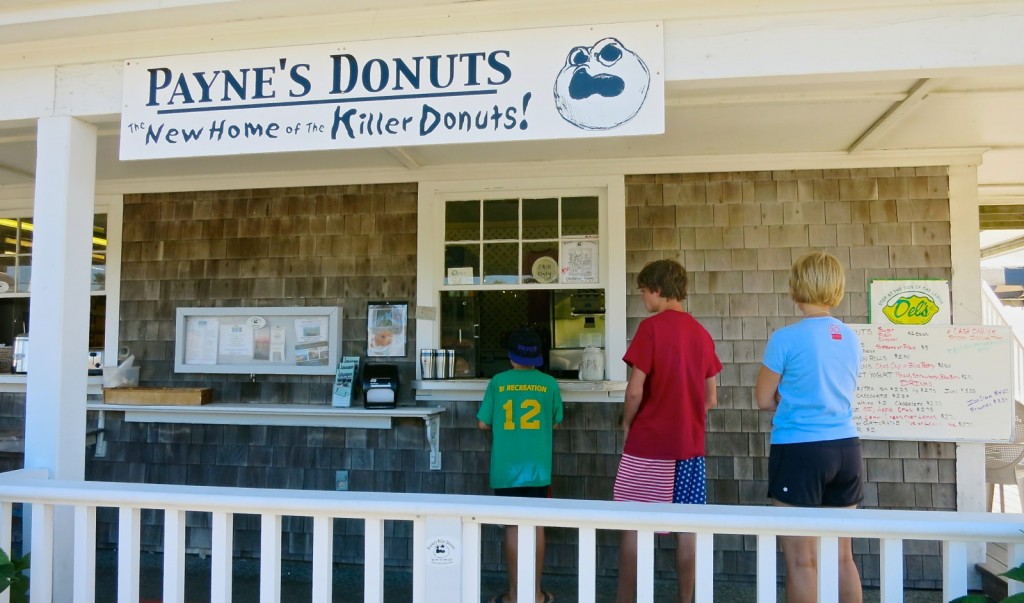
[851,324,1013,443]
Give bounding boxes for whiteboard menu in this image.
[850,324,1013,443]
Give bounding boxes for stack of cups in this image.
[420,348,456,379]
[443,349,455,378]
[419,349,435,380]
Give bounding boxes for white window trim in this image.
[417,176,626,381]
[0,193,123,368]
[100,194,124,366]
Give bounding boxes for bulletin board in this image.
[850,324,1013,443]
[174,306,342,375]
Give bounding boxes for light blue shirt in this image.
[762,317,862,444]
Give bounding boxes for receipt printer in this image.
[362,364,398,409]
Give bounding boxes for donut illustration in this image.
[553,37,650,130]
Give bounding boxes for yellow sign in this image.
[870,279,950,326]
[881,294,941,325]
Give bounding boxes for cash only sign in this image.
[120,22,664,160]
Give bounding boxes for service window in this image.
[443,196,600,286]
[430,190,612,379]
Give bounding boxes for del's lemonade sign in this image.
[120,22,664,159]
[869,279,951,325]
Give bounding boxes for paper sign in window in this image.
[560,240,599,284]
[447,267,474,285]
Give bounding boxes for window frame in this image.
[441,193,604,290]
[417,177,627,382]
[0,194,123,375]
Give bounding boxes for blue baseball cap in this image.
[507,328,543,367]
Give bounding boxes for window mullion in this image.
[518,197,524,285]
[477,199,484,283]
[556,197,562,278]
[15,220,22,290]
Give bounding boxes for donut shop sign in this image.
[120,22,664,160]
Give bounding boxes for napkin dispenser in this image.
[362,363,398,409]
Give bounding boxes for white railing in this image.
[981,280,1024,400]
[3,469,1024,603]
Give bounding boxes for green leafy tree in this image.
[0,547,29,603]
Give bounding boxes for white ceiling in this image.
[1,1,1023,222]
[2,73,1022,186]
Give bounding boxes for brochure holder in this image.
[332,356,361,407]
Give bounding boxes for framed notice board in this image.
[850,324,1013,443]
[174,306,342,375]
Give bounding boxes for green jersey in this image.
[477,368,564,489]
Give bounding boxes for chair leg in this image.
[988,482,997,512]
[1015,471,1024,512]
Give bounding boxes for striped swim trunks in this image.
[613,453,707,504]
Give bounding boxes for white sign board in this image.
[120,22,664,159]
[851,324,1013,442]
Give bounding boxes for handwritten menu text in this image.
[850,325,1011,442]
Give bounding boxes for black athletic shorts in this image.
[494,485,551,498]
[768,437,864,507]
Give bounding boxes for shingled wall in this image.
[624,167,955,588]
[81,168,956,587]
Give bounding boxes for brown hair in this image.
[788,251,845,307]
[636,259,688,301]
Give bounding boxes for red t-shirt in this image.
[622,310,722,460]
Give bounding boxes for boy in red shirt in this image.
[614,259,722,603]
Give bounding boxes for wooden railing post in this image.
[364,518,385,603]
[164,509,186,603]
[117,506,140,603]
[756,534,777,603]
[2,476,1024,603]
[417,516,463,603]
[73,505,96,603]
[259,514,282,603]
[879,538,904,603]
[210,512,233,603]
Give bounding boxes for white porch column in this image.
[25,115,97,603]
[948,162,985,587]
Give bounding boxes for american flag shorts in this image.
[613,453,707,504]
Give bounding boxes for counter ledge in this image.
[414,379,626,402]
[86,402,446,470]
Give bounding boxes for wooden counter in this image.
[86,402,446,469]
[414,378,626,403]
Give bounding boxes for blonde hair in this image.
[788,251,845,307]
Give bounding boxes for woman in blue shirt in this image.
[755,251,863,603]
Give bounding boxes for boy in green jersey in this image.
[478,327,563,603]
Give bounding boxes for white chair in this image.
[985,401,1024,512]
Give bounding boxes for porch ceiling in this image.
[0,74,1020,183]
[1,1,1023,220]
